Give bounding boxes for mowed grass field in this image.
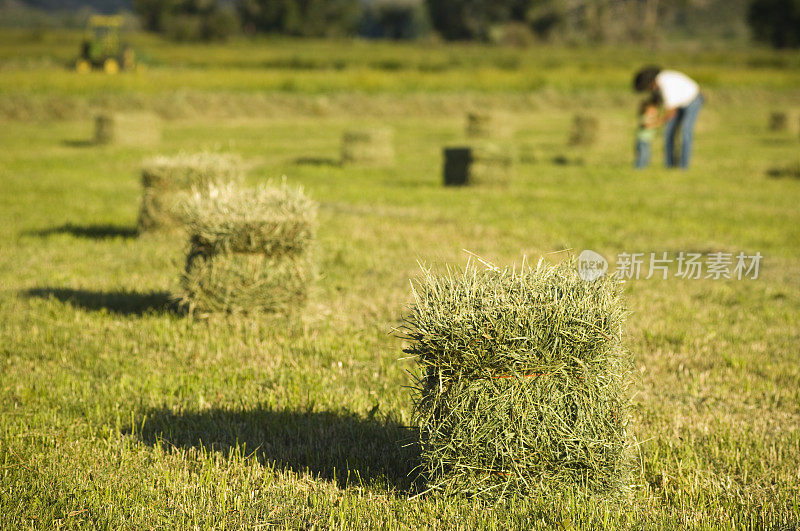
[1,31,800,528]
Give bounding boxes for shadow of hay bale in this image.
[22,223,137,240]
[129,406,420,491]
[24,287,179,316]
[292,156,341,167]
[766,163,800,179]
[61,139,97,148]
[551,155,585,166]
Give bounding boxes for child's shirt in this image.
[637,108,658,142]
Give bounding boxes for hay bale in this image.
[341,128,394,166]
[769,111,788,132]
[94,112,162,146]
[178,182,316,315]
[443,144,514,187]
[138,153,244,233]
[465,112,512,139]
[401,259,632,500]
[568,114,598,146]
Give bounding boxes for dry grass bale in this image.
[341,128,394,166]
[401,258,632,500]
[178,182,317,315]
[443,144,514,187]
[465,112,512,139]
[94,112,162,146]
[568,114,599,146]
[137,153,244,233]
[769,111,788,132]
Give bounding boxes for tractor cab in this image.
[76,15,135,73]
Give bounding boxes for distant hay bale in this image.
[465,112,512,139]
[178,182,317,315]
[94,112,162,146]
[137,153,244,233]
[517,142,537,164]
[568,114,599,146]
[401,259,632,500]
[341,128,394,166]
[769,111,788,132]
[443,144,514,187]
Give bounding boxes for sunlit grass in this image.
[0,31,799,528]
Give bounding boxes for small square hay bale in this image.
[443,144,514,187]
[341,128,394,166]
[178,182,317,315]
[138,153,244,233]
[568,114,599,146]
[401,258,632,501]
[465,111,513,139]
[769,111,788,132]
[94,112,162,146]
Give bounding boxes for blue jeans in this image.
[634,138,651,168]
[664,94,703,168]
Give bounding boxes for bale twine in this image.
[401,259,632,500]
[443,144,514,187]
[769,111,788,132]
[178,182,317,315]
[341,128,394,166]
[568,114,599,146]
[94,112,162,146]
[137,153,244,233]
[465,112,512,139]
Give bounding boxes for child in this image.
[634,95,660,168]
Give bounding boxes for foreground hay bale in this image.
[341,128,394,166]
[95,112,161,146]
[568,114,599,146]
[769,111,788,132]
[465,112,512,139]
[178,183,316,315]
[138,153,244,233]
[401,259,632,500]
[443,144,514,187]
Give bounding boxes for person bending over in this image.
[633,66,704,169]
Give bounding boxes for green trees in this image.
[237,0,361,37]
[133,0,239,41]
[426,0,524,40]
[748,0,800,48]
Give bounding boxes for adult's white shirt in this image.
[655,70,700,110]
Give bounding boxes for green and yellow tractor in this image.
[76,15,135,73]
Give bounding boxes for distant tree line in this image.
[128,0,799,48]
[133,0,432,41]
[747,0,800,48]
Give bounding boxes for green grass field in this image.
[1,31,799,529]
